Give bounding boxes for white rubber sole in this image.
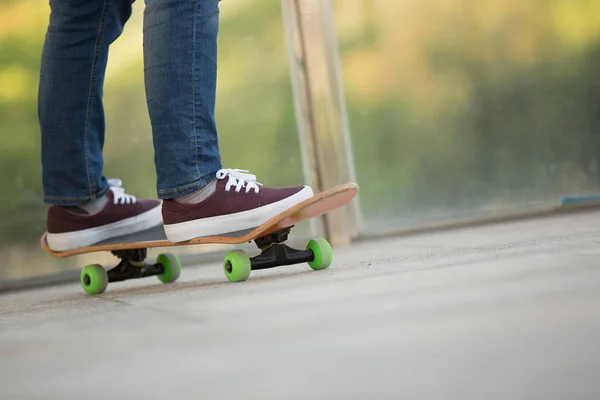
[46,205,163,252]
[164,186,314,242]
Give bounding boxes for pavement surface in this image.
[1,210,600,399]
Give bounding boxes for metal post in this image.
[281,0,362,247]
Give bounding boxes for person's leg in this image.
[39,0,134,205]
[142,0,314,242]
[40,0,163,251]
[143,0,223,199]
[142,0,316,242]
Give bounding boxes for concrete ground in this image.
[1,210,600,399]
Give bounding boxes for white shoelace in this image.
[108,178,137,204]
[216,169,262,194]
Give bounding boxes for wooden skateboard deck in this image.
[41,183,358,258]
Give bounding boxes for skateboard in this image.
[40,183,359,295]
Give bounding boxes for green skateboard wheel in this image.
[156,253,182,283]
[306,238,333,270]
[223,250,251,282]
[80,264,109,295]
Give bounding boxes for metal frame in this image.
[281,0,362,247]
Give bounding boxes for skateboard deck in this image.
[40,183,359,294]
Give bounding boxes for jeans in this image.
[38,0,223,205]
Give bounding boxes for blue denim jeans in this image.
[38,0,222,205]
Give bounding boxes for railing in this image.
[281,0,361,247]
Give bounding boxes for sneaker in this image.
[162,169,314,242]
[46,179,163,251]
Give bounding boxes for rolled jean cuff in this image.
[157,171,218,199]
[43,184,110,206]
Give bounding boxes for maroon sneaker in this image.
[162,169,314,242]
[46,179,162,251]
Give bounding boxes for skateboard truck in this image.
[222,226,333,283]
[247,227,315,270]
[102,249,164,283]
[79,249,181,296]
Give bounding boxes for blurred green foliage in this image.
[332,0,600,229]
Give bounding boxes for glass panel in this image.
[332,0,600,234]
[0,0,306,286]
